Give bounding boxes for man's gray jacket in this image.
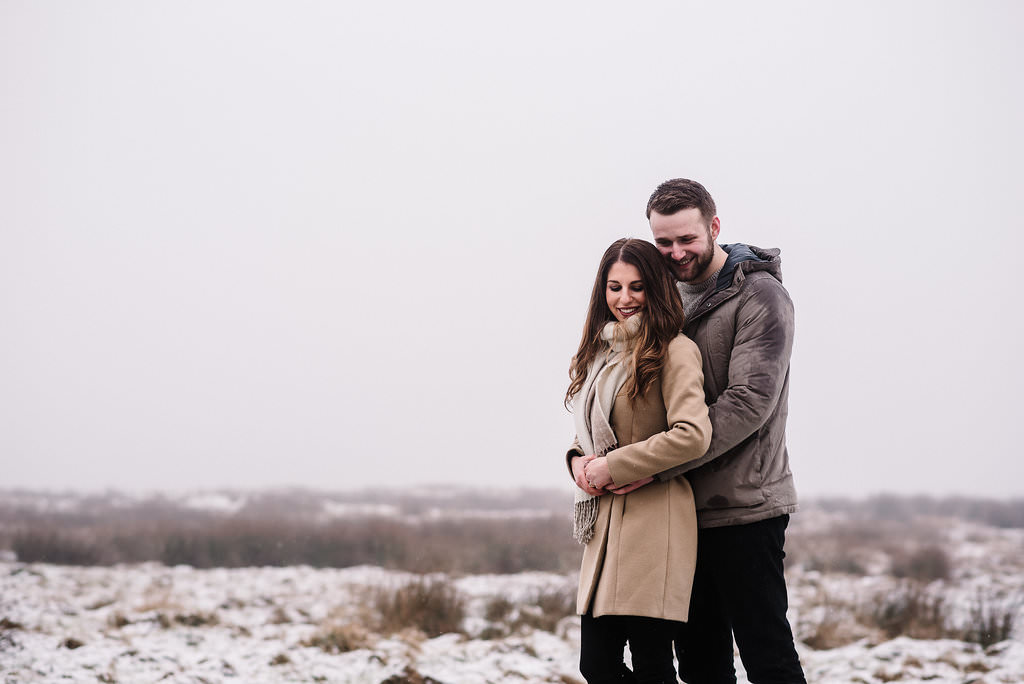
[656,243,798,528]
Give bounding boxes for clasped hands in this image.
[571,454,653,497]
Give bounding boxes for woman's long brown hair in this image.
[565,238,686,408]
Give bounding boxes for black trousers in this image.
[674,515,806,684]
[580,613,678,684]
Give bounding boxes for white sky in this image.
[2,1,1022,498]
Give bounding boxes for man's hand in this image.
[583,456,613,490]
[608,476,653,495]
[571,454,604,496]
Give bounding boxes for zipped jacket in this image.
[655,243,798,528]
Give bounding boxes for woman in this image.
[566,238,711,684]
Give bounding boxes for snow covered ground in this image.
[2,554,1023,683]
[0,563,579,683]
[1,499,1023,684]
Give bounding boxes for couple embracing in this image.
[565,179,806,684]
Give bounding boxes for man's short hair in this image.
[646,178,717,224]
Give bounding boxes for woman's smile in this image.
[606,261,646,322]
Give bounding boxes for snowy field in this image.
[2,495,1023,683]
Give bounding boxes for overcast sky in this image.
[3,1,1022,499]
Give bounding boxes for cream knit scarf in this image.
[571,315,641,544]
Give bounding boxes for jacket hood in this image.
[715,243,783,291]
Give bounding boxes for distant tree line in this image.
[811,494,1024,528]
[1,489,1022,571]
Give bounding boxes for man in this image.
[647,178,805,684]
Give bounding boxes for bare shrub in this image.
[374,578,465,637]
[173,612,218,627]
[787,521,890,576]
[798,587,876,650]
[964,660,992,673]
[379,666,446,684]
[107,613,131,628]
[302,623,370,653]
[859,582,948,639]
[484,596,514,622]
[509,586,577,634]
[859,584,1019,647]
[12,529,102,565]
[135,578,179,615]
[535,587,576,616]
[872,668,904,682]
[890,546,951,582]
[802,611,855,650]
[477,625,507,640]
[957,591,1020,647]
[0,617,22,650]
[268,607,291,625]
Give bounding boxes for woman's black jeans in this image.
[580,612,679,684]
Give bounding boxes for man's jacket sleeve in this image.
[606,337,712,484]
[656,276,794,480]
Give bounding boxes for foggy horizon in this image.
[3,1,1022,499]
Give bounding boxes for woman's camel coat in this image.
[569,335,711,622]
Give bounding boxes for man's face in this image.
[650,207,720,283]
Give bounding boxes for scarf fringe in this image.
[572,496,600,545]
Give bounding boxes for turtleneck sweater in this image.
[676,267,722,317]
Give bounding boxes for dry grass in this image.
[373,578,466,638]
[802,608,869,650]
[484,595,514,622]
[172,612,219,627]
[106,612,131,628]
[859,581,948,640]
[7,491,1020,576]
[872,668,905,682]
[302,623,371,654]
[797,586,879,650]
[796,575,1021,651]
[788,517,954,580]
[889,545,951,582]
[957,591,1020,647]
[134,578,182,615]
[379,666,447,684]
[847,583,1021,647]
[513,587,576,633]
[7,512,577,574]
[479,586,577,638]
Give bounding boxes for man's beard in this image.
[672,233,715,283]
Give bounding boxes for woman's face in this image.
[605,261,646,322]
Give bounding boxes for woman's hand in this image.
[583,456,613,490]
[571,454,604,496]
